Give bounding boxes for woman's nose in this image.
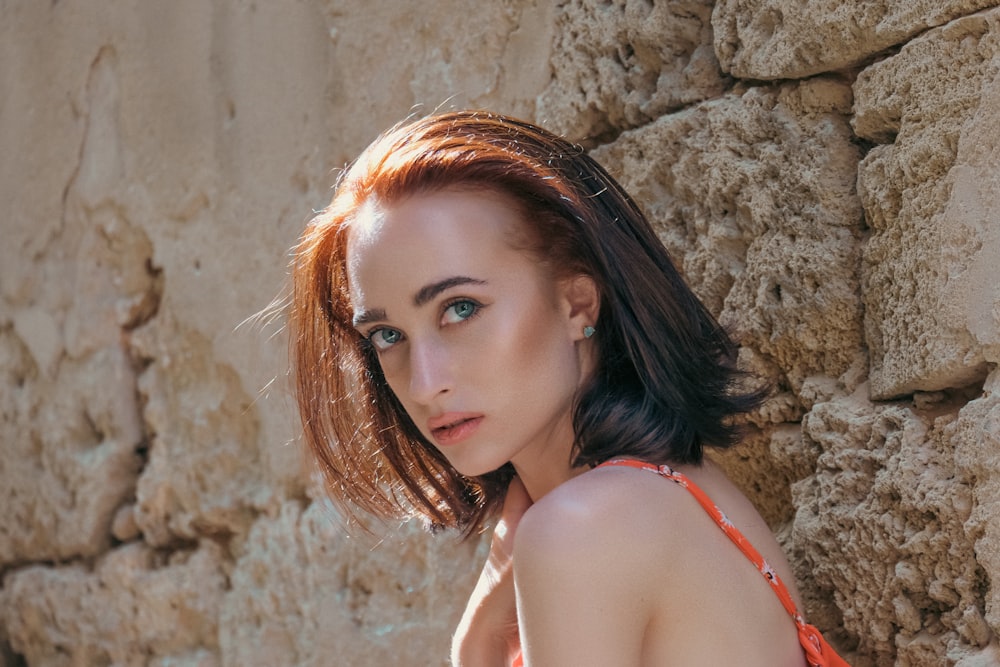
[407,338,451,405]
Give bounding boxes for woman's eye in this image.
[443,300,479,324]
[369,327,403,351]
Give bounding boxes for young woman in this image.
[289,111,849,666]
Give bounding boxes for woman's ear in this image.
[560,274,600,341]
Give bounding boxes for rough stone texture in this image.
[791,386,989,666]
[712,0,1000,79]
[320,0,554,163]
[0,1,547,664]
[537,0,728,143]
[3,1,1000,666]
[0,211,152,564]
[855,9,1000,399]
[219,500,483,667]
[593,79,865,395]
[1,541,228,666]
[954,371,1000,640]
[130,313,270,548]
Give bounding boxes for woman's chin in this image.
[447,457,510,479]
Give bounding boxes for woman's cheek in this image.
[375,353,406,392]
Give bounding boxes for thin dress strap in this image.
[594,458,849,667]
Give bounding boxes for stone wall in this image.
[1,1,998,665]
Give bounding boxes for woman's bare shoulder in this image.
[513,464,695,567]
[513,463,809,665]
[511,467,679,664]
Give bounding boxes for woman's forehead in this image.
[344,188,533,304]
[348,188,526,256]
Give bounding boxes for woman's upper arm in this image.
[511,488,655,666]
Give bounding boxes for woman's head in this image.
[291,111,763,533]
[346,186,601,484]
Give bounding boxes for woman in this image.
[289,111,849,666]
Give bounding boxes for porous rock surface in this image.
[220,501,482,667]
[712,0,1000,79]
[2,1,1000,666]
[4,541,228,666]
[792,386,988,664]
[538,0,729,143]
[592,78,865,395]
[855,8,1000,399]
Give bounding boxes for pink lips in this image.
[427,413,484,446]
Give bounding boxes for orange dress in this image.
[510,458,850,667]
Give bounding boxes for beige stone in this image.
[854,9,1000,398]
[954,371,1000,638]
[0,9,163,563]
[712,0,1000,79]
[219,500,485,667]
[1,541,227,666]
[130,314,271,548]
[792,386,986,664]
[320,0,554,162]
[111,503,141,542]
[3,0,1000,665]
[537,0,727,143]
[0,328,143,563]
[593,80,865,394]
[954,642,1000,667]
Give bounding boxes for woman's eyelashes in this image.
[365,298,485,353]
[441,298,483,325]
[368,327,404,351]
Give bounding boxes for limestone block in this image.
[593,80,864,393]
[0,344,144,562]
[321,0,554,162]
[712,0,1000,79]
[220,500,485,667]
[1,312,145,564]
[854,9,1000,399]
[954,371,1000,638]
[537,0,727,143]
[0,6,166,566]
[1,541,227,666]
[792,387,989,665]
[130,314,271,548]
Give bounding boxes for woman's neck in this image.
[511,451,589,502]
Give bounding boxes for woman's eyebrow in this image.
[413,276,486,307]
[352,277,487,328]
[353,307,387,327]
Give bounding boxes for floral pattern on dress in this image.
[509,460,851,667]
[595,458,851,667]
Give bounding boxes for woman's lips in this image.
[427,413,484,446]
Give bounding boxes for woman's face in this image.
[346,187,595,478]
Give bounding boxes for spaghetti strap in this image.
[508,459,850,667]
[594,458,851,667]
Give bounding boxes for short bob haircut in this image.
[290,110,765,534]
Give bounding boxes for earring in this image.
[583,325,596,338]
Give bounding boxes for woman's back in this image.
[513,460,809,666]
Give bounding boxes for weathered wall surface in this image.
[1,1,998,665]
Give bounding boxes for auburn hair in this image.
[289,110,765,534]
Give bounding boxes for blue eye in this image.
[443,300,479,324]
[369,327,403,351]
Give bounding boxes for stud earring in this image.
[583,325,596,338]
